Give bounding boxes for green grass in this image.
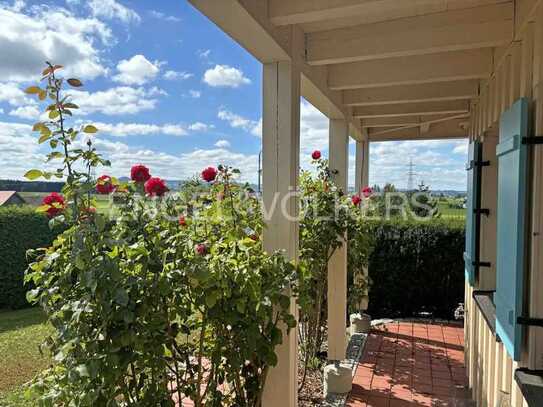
[437,202,465,218]
[0,308,52,406]
[19,192,113,214]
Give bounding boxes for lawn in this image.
[19,192,112,213]
[437,201,465,219]
[0,308,51,407]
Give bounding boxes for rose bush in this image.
[23,64,297,407]
[297,155,372,390]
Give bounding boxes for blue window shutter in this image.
[495,98,530,361]
[464,140,482,286]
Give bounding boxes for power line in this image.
[407,158,416,192]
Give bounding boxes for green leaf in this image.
[40,127,52,137]
[24,169,42,180]
[39,133,52,144]
[32,123,45,132]
[36,205,50,213]
[24,86,41,94]
[95,214,106,232]
[114,288,129,306]
[83,125,98,133]
[63,102,79,109]
[67,78,83,87]
[75,364,90,377]
[49,110,60,119]
[38,90,47,101]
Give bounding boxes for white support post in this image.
[362,128,370,187]
[261,60,300,407]
[355,141,363,194]
[327,118,349,362]
[355,137,370,192]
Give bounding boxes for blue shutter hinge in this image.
[473,208,490,216]
[517,316,543,327]
[472,261,491,268]
[521,137,543,145]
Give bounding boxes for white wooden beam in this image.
[328,49,493,90]
[269,0,511,27]
[328,118,349,361]
[367,118,468,141]
[343,80,479,106]
[362,114,465,127]
[306,3,513,65]
[353,100,469,118]
[261,61,300,407]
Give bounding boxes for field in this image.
[0,308,51,407]
[437,200,466,219]
[19,192,112,213]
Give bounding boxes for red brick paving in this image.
[347,321,470,407]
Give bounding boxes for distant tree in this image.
[0,179,63,192]
[410,181,440,219]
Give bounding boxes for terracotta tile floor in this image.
[347,321,471,407]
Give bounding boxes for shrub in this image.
[297,154,371,390]
[0,206,59,309]
[361,218,465,320]
[23,64,296,406]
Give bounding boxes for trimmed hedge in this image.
[0,206,59,309]
[362,218,465,320]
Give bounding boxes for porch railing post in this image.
[261,60,300,407]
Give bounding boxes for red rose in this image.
[362,186,373,198]
[42,192,65,218]
[179,216,187,226]
[131,164,151,183]
[145,177,168,197]
[201,167,217,182]
[249,234,259,241]
[96,175,116,194]
[195,243,206,255]
[312,150,321,160]
[351,195,362,206]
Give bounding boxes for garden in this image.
[0,65,465,406]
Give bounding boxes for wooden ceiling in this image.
[268,0,515,141]
[190,0,524,141]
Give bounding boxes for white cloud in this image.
[218,108,260,136]
[215,139,230,148]
[113,55,161,85]
[203,65,251,88]
[368,139,468,190]
[0,5,110,82]
[188,122,214,132]
[0,82,33,106]
[300,100,329,155]
[198,49,211,59]
[0,108,3,114]
[149,10,180,22]
[163,70,192,81]
[87,0,140,24]
[0,121,48,179]
[69,86,159,115]
[189,90,201,98]
[9,105,40,120]
[85,122,187,137]
[453,140,468,155]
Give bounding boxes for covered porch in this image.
[188,0,543,406]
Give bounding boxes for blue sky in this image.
[0,0,468,190]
